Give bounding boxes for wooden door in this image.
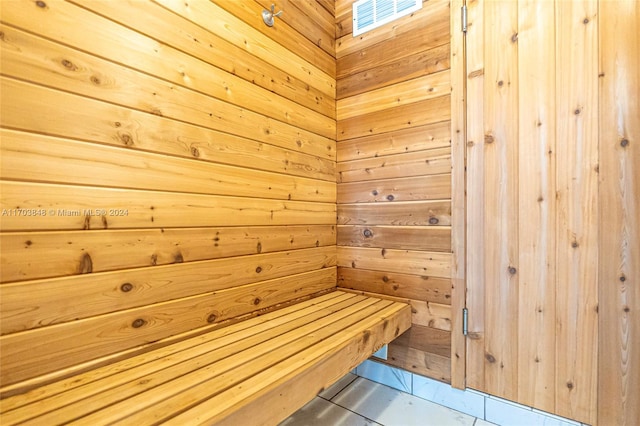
[465,0,600,423]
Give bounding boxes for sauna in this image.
[0,0,637,424]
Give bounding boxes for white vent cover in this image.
[352,0,422,36]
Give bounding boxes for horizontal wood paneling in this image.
[337,71,450,120]
[337,247,451,279]
[337,44,450,99]
[0,181,335,231]
[0,268,336,386]
[155,0,336,97]
[337,96,451,141]
[338,175,451,203]
[0,228,335,283]
[337,201,451,226]
[337,122,451,162]
[337,268,451,305]
[336,0,452,383]
[0,129,334,202]
[0,78,335,176]
[0,0,337,391]
[1,248,337,334]
[338,148,450,183]
[227,0,335,64]
[337,225,450,251]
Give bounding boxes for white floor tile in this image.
[279,396,380,426]
[333,377,476,426]
[486,398,576,426]
[474,419,497,426]
[320,372,358,400]
[356,360,412,393]
[412,374,485,419]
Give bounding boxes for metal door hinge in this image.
[462,307,468,336]
[461,5,468,33]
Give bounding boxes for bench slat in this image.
[0,291,411,425]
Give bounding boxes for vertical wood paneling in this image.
[483,0,519,400]
[554,1,598,423]
[464,0,486,391]
[467,0,628,424]
[516,0,557,412]
[449,0,466,389]
[598,1,640,424]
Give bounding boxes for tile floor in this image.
[281,373,493,426]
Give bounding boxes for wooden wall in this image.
[465,0,639,424]
[335,0,454,383]
[0,0,337,391]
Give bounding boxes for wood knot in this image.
[484,134,495,144]
[386,194,395,201]
[132,318,146,328]
[35,0,47,7]
[429,217,439,225]
[173,252,184,263]
[511,32,518,43]
[566,381,574,390]
[119,133,134,146]
[363,228,373,238]
[90,75,101,85]
[207,313,218,323]
[571,241,579,248]
[508,266,517,275]
[485,353,496,363]
[583,17,589,24]
[620,138,629,148]
[120,283,133,292]
[253,297,262,306]
[372,189,379,196]
[255,266,262,273]
[256,242,262,253]
[382,275,389,283]
[190,146,200,157]
[620,275,626,282]
[78,253,93,274]
[497,80,504,87]
[61,59,77,71]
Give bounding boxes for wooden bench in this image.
[0,290,411,425]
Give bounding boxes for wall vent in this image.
[352,0,422,36]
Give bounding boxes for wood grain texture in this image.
[337,225,450,251]
[0,269,336,387]
[335,0,452,383]
[338,148,450,183]
[337,267,451,305]
[0,0,338,393]
[0,292,411,426]
[337,247,451,279]
[156,0,336,97]
[337,96,451,141]
[516,0,557,412]
[464,0,486,392]
[0,247,336,334]
[449,0,466,390]
[555,1,598,423]
[481,0,519,401]
[0,181,335,231]
[338,174,451,204]
[0,129,335,203]
[337,200,450,226]
[0,226,335,283]
[337,122,451,162]
[598,1,640,424]
[337,44,450,99]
